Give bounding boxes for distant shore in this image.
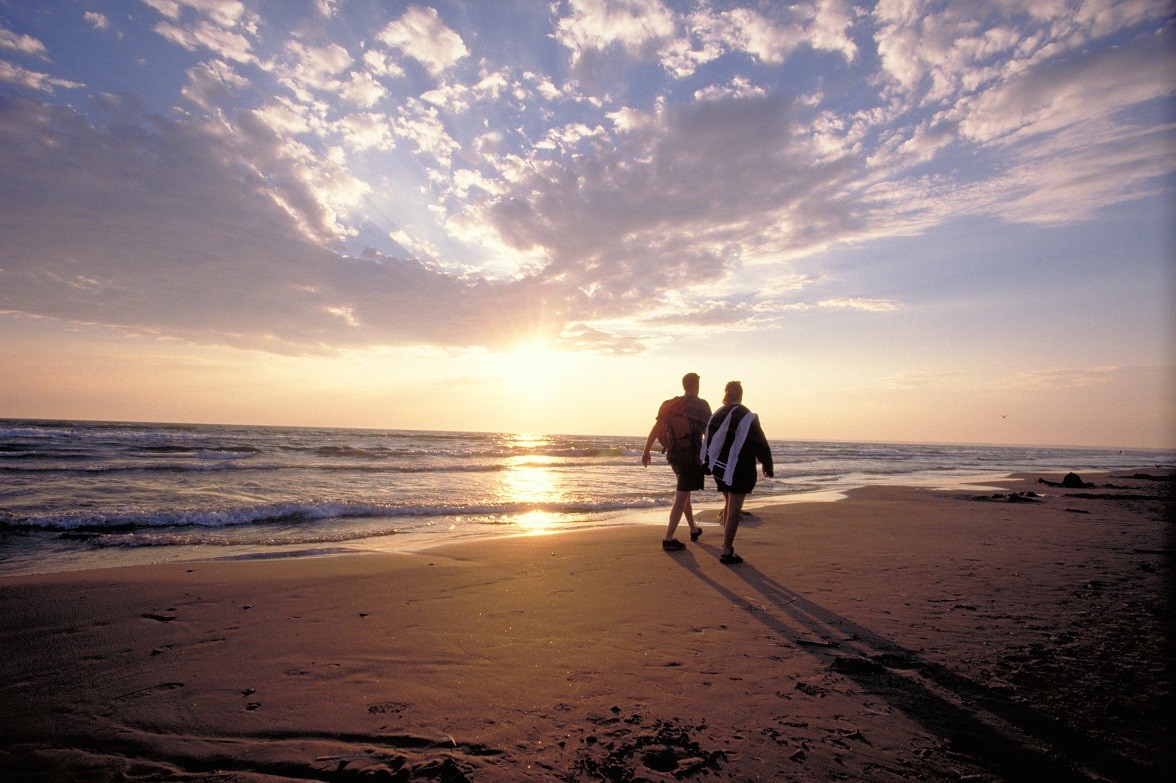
[1,471,1171,782]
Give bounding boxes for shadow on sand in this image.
[673,545,1163,783]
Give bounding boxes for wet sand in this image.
[0,471,1171,782]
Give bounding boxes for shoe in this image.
[690,527,703,542]
[719,552,743,565]
[662,539,686,551]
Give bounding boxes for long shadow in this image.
[673,546,1161,783]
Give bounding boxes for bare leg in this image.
[718,491,730,527]
[682,495,698,532]
[664,490,693,540]
[722,493,746,555]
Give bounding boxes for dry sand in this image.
[0,471,1171,782]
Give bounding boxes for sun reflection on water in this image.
[500,433,566,534]
[508,432,550,450]
[514,509,559,533]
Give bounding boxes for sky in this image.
[0,0,1173,448]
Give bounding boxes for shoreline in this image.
[1,470,1171,781]
[0,469,1121,579]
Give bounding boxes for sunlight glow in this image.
[498,340,567,398]
[498,437,565,534]
[2,3,1171,448]
[514,509,559,534]
[503,460,558,501]
[507,432,551,451]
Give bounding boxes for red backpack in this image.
[655,397,698,457]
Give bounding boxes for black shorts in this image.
[669,457,706,492]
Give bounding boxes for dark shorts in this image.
[669,456,706,492]
[715,462,757,495]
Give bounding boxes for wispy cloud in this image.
[882,371,967,390]
[1,24,47,57]
[0,1,1171,357]
[987,366,1122,390]
[817,297,902,312]
[0,60,83,92]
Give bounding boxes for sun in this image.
[499,339,566,397]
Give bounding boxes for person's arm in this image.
[641,422,660,467]
[752,418,773,477]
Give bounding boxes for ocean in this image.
[1,419,1171,576]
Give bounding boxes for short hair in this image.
[682,372,700,390]
[724,380,743,402]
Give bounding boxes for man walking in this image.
[642,373,712,551]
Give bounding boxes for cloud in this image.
[801,0,859,61]
[817,297,902,311]
[955,30,1176,223]
[389,98,460,165]
[882,370,967,389]
[338,111,396,151]
[557,321,646,354]
[363,50,406,80]
[377,5,469,76]
[143,0,250,30]
[555,0,677,65]
[953,29,1175,146]
[182,59,249,110]
[229,106,369,243]
[980,116,1175,225]
[2,2,1172,361]
[987,366,1122,390]
[642,300,757,328]
[693,75,767,102]
[0,90,814,357]
[84,12,110,31]
[849,9,1176,227]
[145,0,259,63]
[141,0,183,19]
[872,0,1172,107]
[639,293,902,329]
[688,6,807,65]
[271,40,354,101]
[250,95,321,136]
[0,60,84,92]
[0,25,48,57]
[340,70,386,108]
[154,19,255,63]
[555,0,857,78]
[475,92,867,316]
[0,95,558,354]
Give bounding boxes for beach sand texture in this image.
[1,472,1171,782]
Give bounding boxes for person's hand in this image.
[764,467,774,478]
[641,450,651,467]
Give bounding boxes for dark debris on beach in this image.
[971,471,1174,504]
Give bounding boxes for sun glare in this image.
[499,340,565,397]
[514,509,558,534]
[498,444,565,535]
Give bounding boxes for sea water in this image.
[1,419,1170,576]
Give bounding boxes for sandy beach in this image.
[1,470,1171,782]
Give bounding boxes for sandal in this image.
[662,539,686,551]
[690,527,703,542]
[719,552,743,565]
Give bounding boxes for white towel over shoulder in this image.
[702,407,757,487]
